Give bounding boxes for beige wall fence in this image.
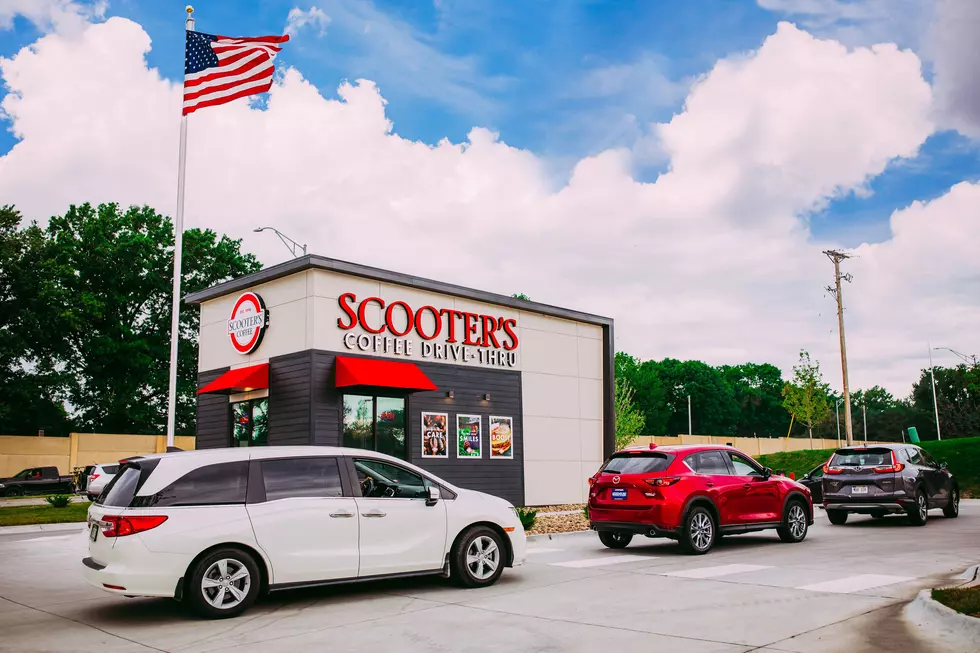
[627,434,889,457]
[0,434,195,478]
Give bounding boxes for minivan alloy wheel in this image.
[466,535,499,581]
[691,512,713,551]
[201,559,251,609]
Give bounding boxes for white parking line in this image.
[663,564,773,579]
[551,555,654,568]
[798,574,913,594]
[526,548,564,555]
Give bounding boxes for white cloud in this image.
[928,0,980,138]
[0,0,106,34]
[285,6,331,37]
[0,16,974,398]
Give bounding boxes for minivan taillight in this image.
[873,451,905,474]
[100,515,168,538]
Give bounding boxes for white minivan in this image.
[83,446,526,618]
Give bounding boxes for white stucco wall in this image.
[197,268,606,505]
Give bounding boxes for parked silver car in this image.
[86,464,119,501]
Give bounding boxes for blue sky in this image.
[2,0,979,247]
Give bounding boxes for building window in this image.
[342,395,405,459]
[232,398,269,447]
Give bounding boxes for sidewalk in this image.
[0,521,87,535]
[0,495,87,508]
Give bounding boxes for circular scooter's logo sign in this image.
[227,292,269,354]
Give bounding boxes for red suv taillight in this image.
[822,464,842,475]
[645,477,680,487]
[872,451,904,474]
[89,473,100,482]
[99,515,168,538]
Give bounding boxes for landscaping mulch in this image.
[527,510,589,535]
[531,504,586,514]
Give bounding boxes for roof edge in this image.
[184,254,613,326]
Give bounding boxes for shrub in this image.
[515,507,538,531]
[583,504,590,519]
[45,495,72,508]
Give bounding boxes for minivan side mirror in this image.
[426,486,441,506]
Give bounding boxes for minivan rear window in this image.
[600,452,674,474]
[96,460,160,506]
[830,448,893,467]
[99,466,141,507]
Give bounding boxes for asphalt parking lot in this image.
[1,502,978,653]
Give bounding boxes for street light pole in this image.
[254,227,307,258]
[928,343,942,441]
[687,395,692,436]
[862,402,867,443]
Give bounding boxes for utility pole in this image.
[929,344,942,441]
[824,250,854,446]
[835,398,842,447]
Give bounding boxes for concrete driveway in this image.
[1,502,978,653]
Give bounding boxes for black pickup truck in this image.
[0,467,75,496]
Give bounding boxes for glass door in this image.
[232,398,269,446]
[342,395,406,459]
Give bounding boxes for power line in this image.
[824,249,855,446]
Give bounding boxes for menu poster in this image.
[489,416,514,459]
[456,414,482,459]
[421,412,448,458]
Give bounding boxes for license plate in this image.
[611,489,628,501]
[851,486,869,495]
[89,523,99,542]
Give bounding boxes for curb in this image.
[905,589,980,651]
[954,565,980,583]
[0,521,87,535]
[527,529,592,543]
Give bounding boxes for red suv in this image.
[588,444,813,554]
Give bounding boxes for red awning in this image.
[197,363,269,395]
[335,356,437,392]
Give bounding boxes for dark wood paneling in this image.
[409,361,524,507]
[196,368,230,448]
[304,351,524,505]
[268,351,313,446]
[603,323,616,459]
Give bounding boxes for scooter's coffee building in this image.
[187,256,614,506]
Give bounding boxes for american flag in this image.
[183,31,289,115]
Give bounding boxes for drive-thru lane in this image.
[1,501,977,652]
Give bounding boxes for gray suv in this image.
[821,444,959,526]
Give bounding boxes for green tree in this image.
[782,350,832,446]
[615,352,669,434]
[0,205,75,436]
[720,363,790,436]
[511,293,531,301]
[909,365,980,439]
[614,377,646,449]
[0,203,260,436]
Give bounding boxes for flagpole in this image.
[166,6,195,449]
